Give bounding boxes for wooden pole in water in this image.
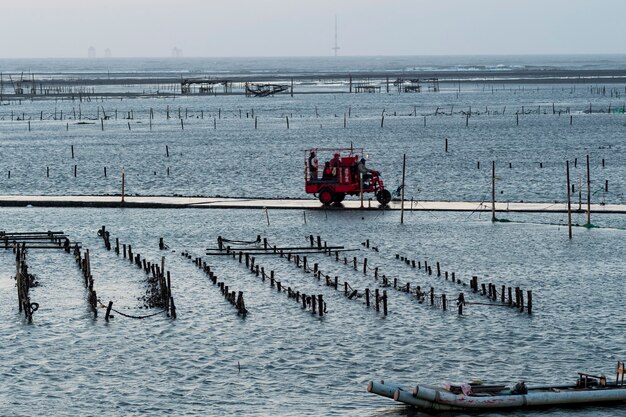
[121,169,125,204]
[491,160,496,222]
[360,174,364,208]
[586,154,591,225]
[566,160,572,239]
[105,301,113,321]
[382,290,388,315]
[400,154,406,224]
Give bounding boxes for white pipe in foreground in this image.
[366,380,404,399]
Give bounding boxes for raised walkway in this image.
[0,195,624,213]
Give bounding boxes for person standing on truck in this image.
[357,157,375,184]
[308,151,318,180]
[322,161,333,179]
[329,153,341,177]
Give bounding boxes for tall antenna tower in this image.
[332,15,340,57]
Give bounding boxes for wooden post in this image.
[400,154,406,224]
[491,160,496,222]
[105,301,113,321]
[359,173,363,208]
[121,169,125,203]
[586,155,591,225]
[375,289,380,311]
[527,290,532,314]
[170,296,177,319]
[382,291,388,316]
[318,295,323,316]
[566,160,572,239]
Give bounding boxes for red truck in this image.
[304,147,391,206]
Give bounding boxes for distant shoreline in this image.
[2,68,625,100]
[2,68,626,84]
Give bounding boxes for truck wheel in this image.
[376,189,392,206]
[319,188,334,205]
[333,193,345,203]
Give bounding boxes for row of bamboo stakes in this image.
[308,234,452,315]
[98,226,176,319]
[214,235,388,315]
[72,243,99,317]
[216,236,325,316]
[266,236,388,315]
[311,234,532,316]
[2,231,81,322]
[394,253,532,314]
[5,109,624,134]
[235,247,325,316]
[14,243,38,322]
[180,251,247,316]
[314,234,456,313]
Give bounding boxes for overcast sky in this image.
[2,0,625,58]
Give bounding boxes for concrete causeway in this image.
[0,195,624,213]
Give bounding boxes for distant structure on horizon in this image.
[171,47,183,58]
[88,46,96,58]
[332,15,340,57]
[104,48,112,58]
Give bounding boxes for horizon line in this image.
[2,52,626,60]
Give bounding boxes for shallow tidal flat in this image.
[1,61,625,415]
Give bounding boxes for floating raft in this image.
[368,364,626,411]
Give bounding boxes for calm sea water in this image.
[2,54,626,75]
[0,56,625,416]
[0,56,625,206]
